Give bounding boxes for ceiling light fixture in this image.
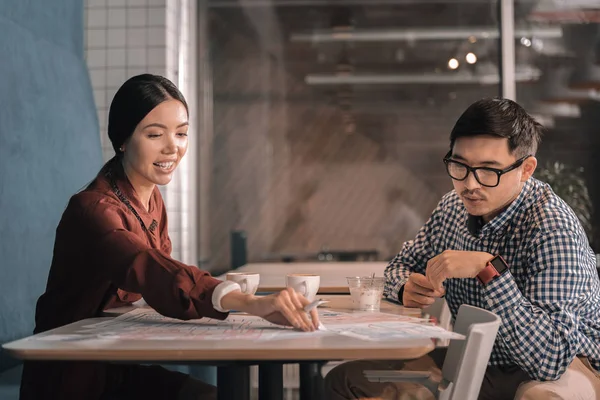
[466,52,477,64]
[521,37,532,47]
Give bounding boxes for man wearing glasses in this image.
[325,98,600,400]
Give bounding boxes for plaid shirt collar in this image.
[467,178,535,237]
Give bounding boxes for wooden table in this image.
[3,296,434,400]
[217,262,388,294]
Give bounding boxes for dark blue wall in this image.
[0,0,102,371]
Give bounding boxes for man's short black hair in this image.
[450,97,544,158]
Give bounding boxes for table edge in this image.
[3,342,435,362]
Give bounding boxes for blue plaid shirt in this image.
[384,178,600,381]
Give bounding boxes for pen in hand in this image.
[303,299,329,330]
[303,299,329,312]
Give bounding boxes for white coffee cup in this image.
[286,274,320,302]
[226,272,260,295]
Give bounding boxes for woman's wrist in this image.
[221,290,257,313]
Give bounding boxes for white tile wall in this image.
[127,27,147,46]
[148,27,166,46]
[127,47,147,66]
[84,0,198,265]
[87,9,107,28]
[148,8,166,26]
[107,8,126,27]
[107,0,127,6]
[86,29,107,47]
[127,8,148,27]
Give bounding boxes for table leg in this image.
[259,363,284,400]
[299,362,325,400]
[217,365,250,400]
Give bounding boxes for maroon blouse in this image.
[20,159,227,399]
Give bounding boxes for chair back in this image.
[441,305,501,400]
[422,298,452,331]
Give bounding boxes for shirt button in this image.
[487,299,494,307]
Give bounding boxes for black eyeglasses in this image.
[443,152,531,188]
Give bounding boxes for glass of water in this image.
[347,276,385,311]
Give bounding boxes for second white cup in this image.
[286,274,320,302]
[226,272,260,295]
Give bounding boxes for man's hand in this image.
[403,273,446,308]
[426,250,493,290]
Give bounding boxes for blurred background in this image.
[90,0,600,271]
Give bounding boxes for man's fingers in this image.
[404,300,429,309]
[428,273,445,292]
[410,273,437,290]
[426,268,442,290]
[424,259,446,291]
[404,293,436,308]
[407,293,436,306]
[408,281,439,296]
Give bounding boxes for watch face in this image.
[491,256,508,273]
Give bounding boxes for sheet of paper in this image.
[31,334,121,348]
[326,322,464,341]
[55,308,463,343]
[318,310,465,341]
[319,310,433,325]
[76,308,328,341]
[37,334,92,342]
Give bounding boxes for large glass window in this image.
[201,0,504,269]
[516,3,600,251]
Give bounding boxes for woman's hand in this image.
[221,288,320,331]
[248,288,321,331]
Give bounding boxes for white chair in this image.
[364,304,501,400]
[422,298,452,331]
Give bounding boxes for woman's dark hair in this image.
[107,74,188,156]
[449,97,543,158]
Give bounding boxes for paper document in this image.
[75,308,329,341]
[320,310,465,341]
[34,308,463,343]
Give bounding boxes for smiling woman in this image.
[19,74,320,400]
[120,99,189,207]
[109,75,190,207]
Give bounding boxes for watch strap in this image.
[477,255,507,286]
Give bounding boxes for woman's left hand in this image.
[246,288,320,331]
